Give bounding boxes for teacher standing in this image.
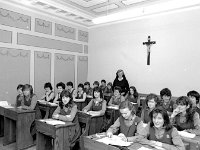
[113,69,129,96]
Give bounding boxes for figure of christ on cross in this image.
[143,36,156,65]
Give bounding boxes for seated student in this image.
[141,93,160,124]
[93,81,99,88]
[100,79,107,93]
[125,86,140,112]
[138,107,185,150]
[171,96,200,135]
[83,87,106,115]
[84,81,93,104]
[73,83,86,110]
[160,88,176,115]
[41,82,55,102]
[108,86,125,107]
[53,82,65,104]
[19,84,40,140]
[106,100,144,142]
[103,82,113,103]
[187,90,200,115]
[52,90,80,147]
[66,81,75,98]
[16,84,24,107]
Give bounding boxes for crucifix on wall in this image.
[143,36,156,65]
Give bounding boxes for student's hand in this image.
[150,141,162,148]
[118,133,127,142]
[52,114,59,119]
[106,131,113,138]
[171,107,180,118]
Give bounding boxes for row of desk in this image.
[83,134,200,150]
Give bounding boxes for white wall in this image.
[0,1,88,104]
[88,8,200,97]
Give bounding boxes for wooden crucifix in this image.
[143,36,156,65]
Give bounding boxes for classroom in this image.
[0,0,200,150]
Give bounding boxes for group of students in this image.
[15,80,200,150]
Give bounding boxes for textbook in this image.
[96,135,132,146]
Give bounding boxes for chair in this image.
[72,111,91,150]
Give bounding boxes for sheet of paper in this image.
[137,147,153,150]
[96,135,132,146]
[45,119,65,125]
[48,102,58,106]
[107,106,119,110]
[178,131,196,138]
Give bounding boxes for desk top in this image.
[0,106,35,114]
[83,135,159,150]
[36,119,75,139]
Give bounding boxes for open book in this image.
[96,135,132,146]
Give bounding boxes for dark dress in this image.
[75,92,86,110]
[119,116,141,137]
[113,78,129,95]
[148,127,173,145]
[89,100,105,134]
[23,94,41,139]
[59,105,81,146]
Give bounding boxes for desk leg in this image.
[3,117,16,145]
[16,112,35,150]
[36,132,52,150]
[0,115,4,137]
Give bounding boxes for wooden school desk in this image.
[36,119,75,150]
[37,101,58,118]
[106,106,120,125]
[88,114,104,135]
[83,134,159,150]
[3,106,35,150]
[181,135,200,150]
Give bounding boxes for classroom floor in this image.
[0,137,36,150]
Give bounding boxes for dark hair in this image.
[107,82,112,86]
[176,96,195,123]
[59,90,74,109]
[187,90,200,103]
[119,100,136,115]
[17,84,23,90]
[114,86,122,93]
[22,84,33,95]
[93,87,103,98]
[78,83,84,89]
[66,81,73,88]
[149,107,172,131]
[93,81,99,86]
[160,88,172,99]
[84,81,90,86]
[101,79,106,83]
[145,93,160,107]
[115,69,127,81]
[56,82,65,89]
[44,82,53,90]
[128,86,138,99]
